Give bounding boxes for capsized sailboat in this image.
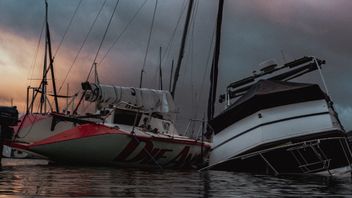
[4,0,210,168]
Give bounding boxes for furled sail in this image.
[82,83,176,114]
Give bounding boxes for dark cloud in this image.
[0,0,351,130]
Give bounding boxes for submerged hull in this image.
[9,114,210,168]
[208,133,352,175]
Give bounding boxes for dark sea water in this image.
[1,159,352,197]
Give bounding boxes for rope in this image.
[54,0,83,58]
[98,0,148,66]
[86,0,120,81]
[131,110,163,169]
[28,19,45,86]
[74,0,120,114]
[139,0,159,88]
[189,0,199,119]
[131,133,163,169]
[190,0,206,119]
[58,0,107,93]
[149,1,187,89]
[150,1,187,90]
[197,27,216,119]
[160,1,187,67]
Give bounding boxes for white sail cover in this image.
[85,83,176,114]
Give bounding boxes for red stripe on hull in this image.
[30,124,126,147]
[23,122,210,148]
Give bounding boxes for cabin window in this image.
[113,109,141,126]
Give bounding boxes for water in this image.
[1,159,352,197]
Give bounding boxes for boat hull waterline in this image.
[9,114,210,168]
[206,134,352,175]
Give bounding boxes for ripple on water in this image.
[1,159,352,197]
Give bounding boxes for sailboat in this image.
[204,0,352,175]
[3,0,210,168]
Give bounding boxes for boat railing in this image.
[219,56,327,108]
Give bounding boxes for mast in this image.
[207,0,224,120]
[47,15,59,112]
[40,0,59,113]
[170,0,194,98]
[40,0,48,113]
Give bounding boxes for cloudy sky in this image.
[0,0,351,130]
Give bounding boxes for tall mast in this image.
[170,0,194,98]
[40,0,59,113]
[47,14,59,112]
[40,0,49,113]
[207,0,224,120]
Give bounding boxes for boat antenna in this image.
[170,0,194,98]
[39,0,59,113]
[168,59,174,91]
[159,46,163,89]
[207,0,224,120]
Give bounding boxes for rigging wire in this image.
[98,0,148,66]
[139,0,159,88]
[176,1,199,131]
[58,0,107,93]
[86,0,120,81]
[179,0,198,95]
[99,0,186,89]
[28,19,45,86]
[149,0,187,89]
[171,0,195,98]
[156,1,187,91]
[54,0,83,58]
[74,0,120,114]
[190,0,200,119]
[159,0,187,66]
[197,27,216,119]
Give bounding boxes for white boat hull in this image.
[207,99,352,174]
[10,114,210,168]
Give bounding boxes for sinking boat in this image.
[10,83,210,168]
[204,57,352,175]
[197,0,352,175]
[3,0,210,168]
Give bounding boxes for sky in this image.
[0,0,351,130]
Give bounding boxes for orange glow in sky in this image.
[0,29,34,111]
[0,27,93,112]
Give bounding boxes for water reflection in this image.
[0,160,352,197]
